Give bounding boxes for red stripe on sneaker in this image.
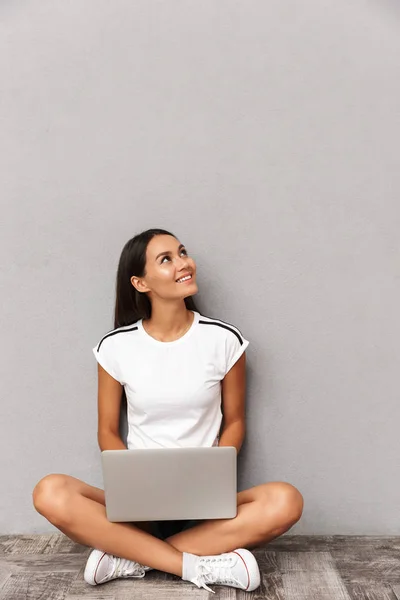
[233,551,250,590]
[94,552,107,584]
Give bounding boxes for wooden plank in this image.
[347,583,398,599]
[0,572,75,600]
[0,535,51,556]
[66,567,208,599]
[333,545,400,585]
[278,551,351,600]
[43,534,89,555]
[0,566,11,593]
[392,584,400,600]
[267,535,400,552]
[0,553,87,573]
[66,569,117,600]
[283,570,351,600]
[0,534,86,557]
[0,535,399,598]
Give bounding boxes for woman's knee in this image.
[255,481,304,529]
[32,474,72,523]
[268,482,304,525]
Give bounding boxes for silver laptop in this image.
[101,447,237,522]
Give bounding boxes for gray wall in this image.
[1,0,399,535]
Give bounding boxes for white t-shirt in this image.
[92,310,249,450]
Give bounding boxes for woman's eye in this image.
[161,249,188,264]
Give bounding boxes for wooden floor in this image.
[0,534,399,599]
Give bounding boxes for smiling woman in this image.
[127,231,199,341]
[114,230,199,332]
[32,227,303,594]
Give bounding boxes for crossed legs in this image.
[32,474,304,577]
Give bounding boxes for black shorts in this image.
[148,519,201,540]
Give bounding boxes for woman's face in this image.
[131,234,198,300]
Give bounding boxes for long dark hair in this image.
[114,228,200,329]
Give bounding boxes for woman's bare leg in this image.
[164,482,304,555]
[33,473,303,578]
[32,474,183,576]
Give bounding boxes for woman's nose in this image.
[176,256,189,269]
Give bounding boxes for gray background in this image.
[1,0,399,535]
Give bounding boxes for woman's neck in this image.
[143,305,194,340]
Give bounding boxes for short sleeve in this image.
[92,335,122,383]
[224,325,250,376]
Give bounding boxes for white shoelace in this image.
[191,556,244,594]
[112,556,146,579]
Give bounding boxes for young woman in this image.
[32,228,304,594]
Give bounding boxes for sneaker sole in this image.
[84,549,107,586]
[233,548,261,592]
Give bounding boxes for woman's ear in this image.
[130,275,148,293]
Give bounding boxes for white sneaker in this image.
[84,548,153,585]
[189,548,260,593]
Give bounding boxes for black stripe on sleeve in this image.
[96,326,138,352]
[198,318,244,345]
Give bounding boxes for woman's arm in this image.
[218,352,247,454]
[97,363,127,451]
[98,430,127,451]
[218,419,245,454]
